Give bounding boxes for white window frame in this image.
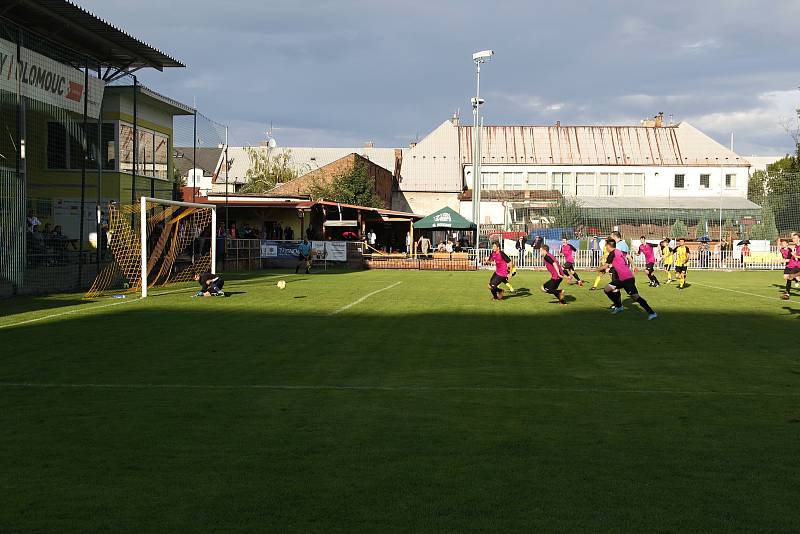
[481,172,500,190]
[503,171,524,190]
[527,172,548,190]
[622,173,644,197]
[699,174,710,189]
[674,174,686,189]
[552,172,574,196]
[725,173,736,189]
[599,173,619,196]
[575,172,596,196]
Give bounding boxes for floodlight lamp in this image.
[472,50,494,61]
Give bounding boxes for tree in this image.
[547,196,583,232]
[171,164,186,201]
[671,219,687,238]
[308,161,385,208]
[696,215,708,237]
[747,156,800,233]
[240,147,303,194]
[749,206,779,241]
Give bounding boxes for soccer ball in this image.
[781,293,790,300]
[277,280,286,289]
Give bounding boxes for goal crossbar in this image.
[140,196,217,298]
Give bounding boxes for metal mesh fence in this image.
[0,18,229,297]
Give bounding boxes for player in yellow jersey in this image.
[660,238,675,284]
[504,261,518,293]
[673,238,691,289]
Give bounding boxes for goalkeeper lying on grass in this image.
[193,272,225,297]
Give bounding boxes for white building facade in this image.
[394,118,757,223]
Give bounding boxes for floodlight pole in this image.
[471,51,491,250]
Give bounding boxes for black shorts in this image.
[609,277,638,295]
[675,265,687,274]
[490,273,508,287]
[645,262,655,271]
[664,263,673,271]
[785,267,800,275]
[298,254,309,262]
[564,262,574,271]
[543,278,562,293]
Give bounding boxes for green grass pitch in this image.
[1,269,799,532]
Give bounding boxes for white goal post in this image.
[140,196,217,298]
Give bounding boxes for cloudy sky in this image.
[78,0,800,155]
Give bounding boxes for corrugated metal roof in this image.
[459,122,748,167]
[1,0,184,70]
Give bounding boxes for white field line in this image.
[331,281,402,315]
[0,274,293,330]
[0,382,797,398]
[689,281,785,302]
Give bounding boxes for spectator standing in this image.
[284,226,294,240]
[590,235,602,267]
[516,235,526,266]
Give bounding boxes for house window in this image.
[503,172,523,190]
[47,121,117,170]
[622,173,644,196]
[700,174,710,189]
[674,174,685,189]
[599,173,619,196]
[481,172,500,190]
[527,172,548,190]
[575,172,596,196]
[725,174,736,188]
[552,172,574,195]
[120,122,167,178]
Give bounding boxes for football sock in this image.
[505,282,514,292]
[573,272,581,282]
[593,274,603,288]
[786,280,792,293]
[637,297,654,314]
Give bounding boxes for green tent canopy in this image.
[414,206,476,230]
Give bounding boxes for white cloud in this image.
[680,38,719,51]
[685,90,798,154]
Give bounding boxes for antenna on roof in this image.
[263,122,280,148]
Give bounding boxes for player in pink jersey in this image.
[539,244,567,304]
[559,238,583,286]
[484,241,513,300]
[600,239,657,320]
[778,238,796,299]
[636,236,660,287]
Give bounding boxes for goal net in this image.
[86,197,216,298]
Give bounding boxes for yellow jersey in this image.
[661,245,674,264]
[674,245,690,267]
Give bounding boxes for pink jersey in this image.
[780,247,793,265]
[490,250,510,277]
[543,252,562,280]
[560,243,576,263]
[607,249,633,281]
[791,245,800,268]
[638,243,656,264]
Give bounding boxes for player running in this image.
[792,233,800,289]
[560,238,583,286]
[637,236,660,287]
[674,238,691,289]
[592,231,629,291]
[193,272,224,297]
[540,244,566,304]
[660,238,675,284]
[600,239,657,320]
[778,238,797,299]
[296,239,313,274]
[484,241,512,300]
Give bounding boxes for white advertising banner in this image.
[312,241,347,262]
[0,37,105,118]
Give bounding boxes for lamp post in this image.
[471,49,493,249]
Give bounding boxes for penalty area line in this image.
[331,281,403,315]
[0,382,797,398]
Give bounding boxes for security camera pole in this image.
[471,49,493,251]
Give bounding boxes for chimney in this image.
[555,121,561,127]
[364,140,374,149]
[655,112,664,128]
[409,141,417,148]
